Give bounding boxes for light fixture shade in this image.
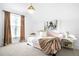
[27,4,35,14]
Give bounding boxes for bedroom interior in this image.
[0,3,79,56]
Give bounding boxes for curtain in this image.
[20,15,25,42]
[4,11,12,46]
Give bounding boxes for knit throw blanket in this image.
[39,37,61,55]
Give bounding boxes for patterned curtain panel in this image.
[4,11,12,46]
[20,15,25,42]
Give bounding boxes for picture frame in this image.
[44,20,58,31]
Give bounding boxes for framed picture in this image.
[44,20,58,31]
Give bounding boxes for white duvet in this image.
[27,36,42,49]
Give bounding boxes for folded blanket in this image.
[39,37,61,55]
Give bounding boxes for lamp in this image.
[27,3,35,14]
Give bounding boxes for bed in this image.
[27,30,63,55]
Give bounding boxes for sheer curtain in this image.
[10,13,21,43]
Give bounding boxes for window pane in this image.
[10,13,21,42]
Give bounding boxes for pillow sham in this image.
[47,30,63,39]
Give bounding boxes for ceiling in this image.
[0,3,79,16]
[0,3,32,15]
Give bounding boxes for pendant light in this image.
[27,3,35,14]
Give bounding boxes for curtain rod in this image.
[2,10,24,16]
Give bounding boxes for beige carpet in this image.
[0,42,46,56]
[56,48,79,56]
[0,42,79,56]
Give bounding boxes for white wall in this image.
[0,3,79,49]
[0,10,4,46]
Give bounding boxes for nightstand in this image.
[61,33,77,49]
[61,38,74,49]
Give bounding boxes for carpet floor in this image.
[0,42,79,56]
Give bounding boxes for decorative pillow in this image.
[39,31,47,37]
[47,30,63,39]
[36,31,47,37]
[47,31,58,37]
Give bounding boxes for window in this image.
[10,13,21,43]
